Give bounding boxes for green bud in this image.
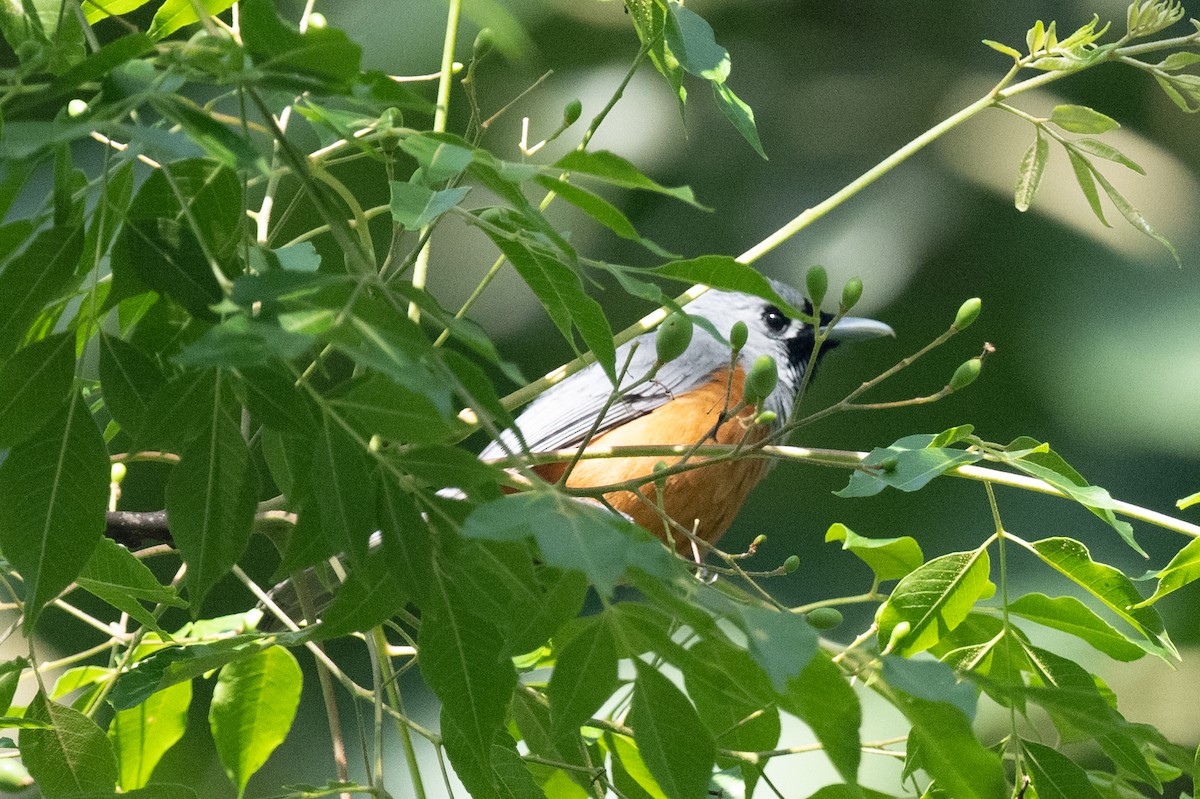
[655,312,693,364]
[67,98,88,117]
[783,554,800,573]
[750,534,768,549]
[729,320,749,352]
[473,28,495,60]
[743,354,778,405]
[110,461,127,485]
[805,265,828,310]
[0,758,31,790]
[953,297,982,331]
[841,276,863,311]
[878,456,899,473]
[949,358,982,391]
[805,607,844,630]
[477,207,505,226]
[884,620,911,654]
[307,12,327,29]
[753,410,777,427]
[563,98,583,126]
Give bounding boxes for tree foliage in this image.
[0,1,1198,797]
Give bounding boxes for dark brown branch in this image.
[105,510,172,549]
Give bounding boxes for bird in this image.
[479,278,894,551]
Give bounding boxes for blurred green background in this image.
[9,0,1199,795]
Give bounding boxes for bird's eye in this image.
[762,305,790,334]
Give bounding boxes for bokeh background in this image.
[8,0,1200,796]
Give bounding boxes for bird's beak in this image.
[821,315,895,342]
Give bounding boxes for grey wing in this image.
[480,327,733,460]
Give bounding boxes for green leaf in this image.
[779,653,862,786]
[150,96,264,173]
[329,374,457,444]
[533,175,678,258]
[876,547,992,657]
[136,369,221,452]
[98,333,166,438]
[982,39,1023,59]
[1051,104,1120,134]
[313,552,406,639]
[1065,147,1110,226]
[165,382,258,610]
[649,256,798,314]
[397,134,475,182]
[1008,593,1149,661]
[1014,129,1049,212]
[239,0,362,92]
[547,613,619,740]
[0,658,26,714]
[418,552,517,778]
[882,657,980,720]
[486,235,617,382]
[1153,72,1200,113]
[683,638,780,757]
[631,661,716,799]
[663,3,730,82]
[462,491,670,597]
[109,637,265,711]
[236,364,317,435]
[552,150,704,208]
[1069,138,1145,174]
[77,537,187,633]
[0,226,83,360]
[109,680,191,791]
[147,0,235,38]
[1138,535,1200,607]
[836,434,982,498]
[389,181,471,229]
[890,688,1007,799]
[209,646,302,798]
[82,0,154,23]
[624,0,685,111]
[1025,537,1176,659]
[1022,739,1104,799]
[0,391,108,632]
[825,523,923,582]
[459,543,587,656]
[110,160,242,319]
[20,692,117,798]
[1090,166,1182,266]
[0,332,74,448]
[735,605,819,692]
[712,81,767,159]
[310,416,376,564]
[1002,440,1141,554]
[1157,51,1200,71]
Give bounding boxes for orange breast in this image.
[534,367,770,551]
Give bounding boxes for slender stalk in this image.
[410,0,463,322]
[371,627,428,799]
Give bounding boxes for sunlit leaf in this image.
[876,547,992,656]
[1008,593,1149,661]
[109,681,192,791]
[209,646,303,798]
[1023,537,1176,659]
[1014,129,1049,212]
[20,692,117,798]
[825,523,923,582]
[837,434,982,498]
